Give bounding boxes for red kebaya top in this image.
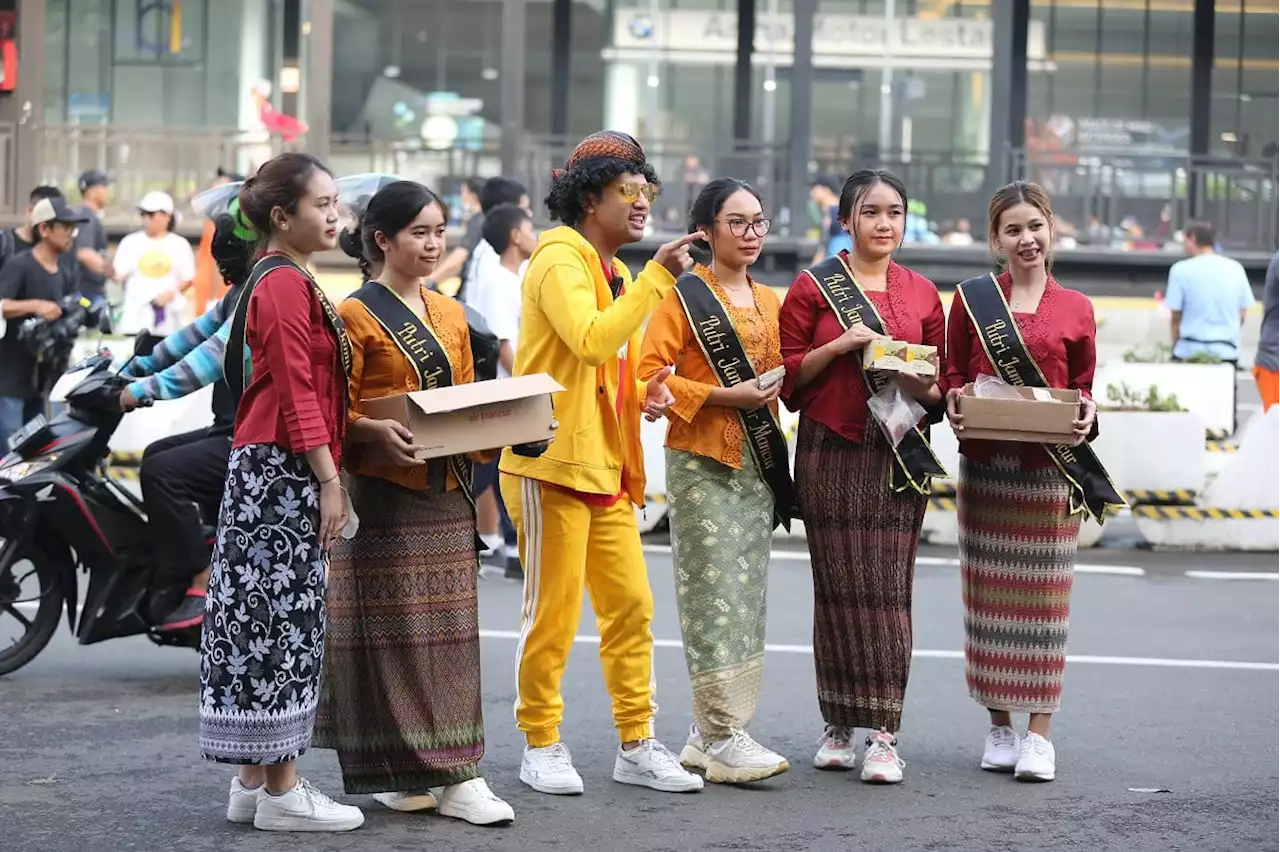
[943,271,1097,468]
[233,262,347,467]
[779,255,945,442]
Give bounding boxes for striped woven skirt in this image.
[312,473,484,793]
[958,453,1082,714]
[667,444,774,743]
[794,417,928,732]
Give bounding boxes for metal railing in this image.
[13,124,1279,253]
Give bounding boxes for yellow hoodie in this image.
[499,225,676,506]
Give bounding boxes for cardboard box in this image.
[361,373,564,460]
[956,386,1081,443]
[863,340,938,377]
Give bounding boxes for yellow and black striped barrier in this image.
[1124,489,1198,504]
[106,466,139,482]
[929,486,1198,506]
[928,497,958,512]
[1133,506,1279,520]
[109,450,145,467]
[1205,441,1239,453]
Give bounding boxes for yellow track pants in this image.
[500,474,656,747]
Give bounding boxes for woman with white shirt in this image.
[114,191,196,334]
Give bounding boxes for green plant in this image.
[1181,351,1223,364]
[1101,382,1185,412]
[1123,343,1173,363]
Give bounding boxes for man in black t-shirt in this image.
[0,196,89,445]
[9,186,67,257]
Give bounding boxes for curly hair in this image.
[545,157,660,228]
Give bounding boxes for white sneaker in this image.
[679,724,710,770]
[227,777,264,824]
[613,739,705,793]
[705,729,790,784]
[436,778,515,825]
[1015,732,1056,782]
[520,742,585,795]
[981,725,1020,773]
[813,725,857,771]
[860,729,905,784]
[253,778,365,832]
[372,791,437,812]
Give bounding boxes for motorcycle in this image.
[0,332,212,676]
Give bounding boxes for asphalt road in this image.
[1,545,1276,852]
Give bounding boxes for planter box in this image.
[1095,362,1236,437]
[1092,410,1205,494]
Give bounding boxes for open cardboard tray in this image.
[361,373,564,459]
[955,386,1081,443]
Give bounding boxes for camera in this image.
[17,294,111,395]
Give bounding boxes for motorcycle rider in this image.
[117,185,255,631]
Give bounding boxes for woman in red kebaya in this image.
[778,169,945,785]
[198,153,364,832]
[944,180,1111,784]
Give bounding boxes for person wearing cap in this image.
[0,196,89,444]
[72,169,114,300]
[497,130,706,796]
[113,190,196,335]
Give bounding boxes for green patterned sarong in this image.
[667,444,774,743]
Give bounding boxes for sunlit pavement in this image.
[2,544,1275,852]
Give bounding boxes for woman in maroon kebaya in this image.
[778,169,945,785]
[943,181,1100,784]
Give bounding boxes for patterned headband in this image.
[552,131,646,179]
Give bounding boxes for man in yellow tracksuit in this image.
[499,131,706,795]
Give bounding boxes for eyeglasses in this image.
[719,218,772,238]
[617,183,660,203]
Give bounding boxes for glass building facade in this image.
[20,0,1280,245]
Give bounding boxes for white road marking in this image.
[1184,570,1280,581]
[7,607,1272,673]
[473,630,1276,673]
[642,544,1146,576]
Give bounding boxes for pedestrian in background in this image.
[779,169,946,785]
[639,178,792,785]
[1255,253,1279,411]
[1166,221,1254,365]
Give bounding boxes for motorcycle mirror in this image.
[133,331,164,357]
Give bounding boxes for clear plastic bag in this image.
[974,374,1023,399]
[867,382,927,448]
[974,374,1053,402]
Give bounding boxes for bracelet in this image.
[318,473,340,486]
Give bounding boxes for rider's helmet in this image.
[191,180,256,290]
[335,173,405,280]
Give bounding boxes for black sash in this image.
[955,274,1127,522]
[224,254,352,411]
[802,256,946,494]
[673,272,795,531]
[347,281,479,519]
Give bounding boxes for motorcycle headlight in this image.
[0,460,52,483]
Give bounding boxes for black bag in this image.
[464,304,501,382]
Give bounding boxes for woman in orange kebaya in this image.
[639,178,793,785]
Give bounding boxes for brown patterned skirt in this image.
[312,474,483,793]
[795,416,929,732]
